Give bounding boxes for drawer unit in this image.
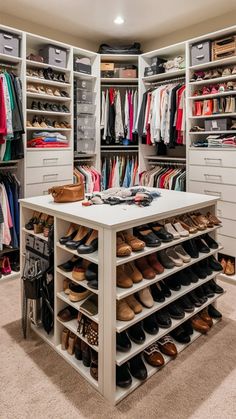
[26,165,72,185]
[188,180,236,204]
[189,165,236,186]
[0,31,19,57]
[189,150,236,168]
[39,44,67,68]
[219,218,236,238]
[191,40,211,66]
[25,179,72,198]
[76,89,95,104]
[76,79,93,90]
[26,150,72,168]
[217,201,236,221]
[77,104,96,115]
[218,234,236,258]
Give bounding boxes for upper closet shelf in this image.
[189,55,236,71]
[142,68,185,83]
[26,59,69,72]
[73,71,96,80]
[0,53,22,64]
[101,77,138,84]
[100,54,139,63]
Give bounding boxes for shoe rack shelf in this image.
[26,76,72,88]
[189,73,236,86]
[189,55,236,71]
[0,270,20,282]
[189,91,236,100]
[116,317,220,403]
[190,113,236,119]
[20,188,224,405]
[56,267,99,295]
[26,93,71,102]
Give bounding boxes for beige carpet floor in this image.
[0,277,236,419]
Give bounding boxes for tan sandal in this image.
[46,87,54,96]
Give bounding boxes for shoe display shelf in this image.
[20,188,224,404]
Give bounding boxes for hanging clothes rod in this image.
[149,161,186,167]
[146,76,185,87]
[0,62,18,69]
[101,149,138,153]
[0,165,18,170]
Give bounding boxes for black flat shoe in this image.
[129,354,147,381]
[150,283,165,303]
[116,364,132,388]
[116,332,132,352]
[208,255,223,272]
[149,222,174,242]
[128,323,146,344]
[199,259,212,276]
[183,239,199,258]
[202,283,215,298]
[208,304,222,319]
[156,308,172,328]
[170,326,191,343]
[179,295,195,312]
[85,263,98,281]
[185,267,199,283]
[192,263,207,279]
[209,279,224,294]
[58,256,79,272]
[164,274,181,291]
[77,230,98,254]
[188,290,203,307]
[182,320,194,335]
[203,234,219,249]
[143,314,159,335]
[195,238,210,253]
[134,225,161,247]
[177,270,191,286]
[159,280,172,298]
[66,226,92,250]
[194,286,208,303]
[158,250,175,269]
[168,302,185,320]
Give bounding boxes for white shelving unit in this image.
[20,188,224,404]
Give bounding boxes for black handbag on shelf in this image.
[98,42,142,55]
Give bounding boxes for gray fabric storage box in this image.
[204,118,230,131]
[191,41,211,66]
[74,56,91,74]
[77,89,95,104]
[77,138,95,153]
[77,104,96,114]
[0,31,19,57]
[77,127,95,139]
[76,79,93,90]
[39,44,67,68]
[77,115,95,129]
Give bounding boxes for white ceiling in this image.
[1,0,236,44]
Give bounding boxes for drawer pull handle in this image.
[55,58,62,63]
[196,54,204,59]
[3,34,13,39]
[204,174,222,180]
[204,189,222,198]
[4,45,13,51]
[43,158,59,165]
[43,174,58,180]
[204,158,222,164]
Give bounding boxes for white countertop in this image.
[20,189,218,230]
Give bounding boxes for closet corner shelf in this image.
[101,77,138,84]
[26,76,71,88]
[0,53,22,64]
[26,109,71,117]
[26,92,71,102]
[144,156,186,162]
[190,112,236,119]
[189,55,236,71]
[142,69,185,83]
[26,59,69,72]
[188,91,236,100]
[73,71,96,80]
[189,74,236,86]
[0,270,20,281]
[26,127,72,132]
[116,317,221,403]
[100,54,139,63]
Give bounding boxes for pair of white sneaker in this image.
[165,222,189,239]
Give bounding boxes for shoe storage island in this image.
[20,188,225,405]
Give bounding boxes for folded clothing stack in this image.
[27,131,69,148]
[193,134,236,148]
[164,56,185,73]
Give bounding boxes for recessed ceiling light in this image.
[114,16,124,25]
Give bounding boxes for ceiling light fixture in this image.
[114,16,124,25]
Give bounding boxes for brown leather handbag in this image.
[48,182,84,203]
